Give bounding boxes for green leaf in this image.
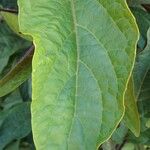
[0,0,17,9]
[127,0,150,7]
[122,143,135,150]
[5,140,20,150]
[0,46,34,97]
[0,11,32,41]
[139,0,150,4]
[124,77,140,137]
[0,102,31,149]
[128,29,150,145]
[131,8,150,50]
[134,29,150,97]
[18,0,139,149]
[112,123,128,144]
[1,89,22,109]
[136,29,150,130]
[0,21,30,74]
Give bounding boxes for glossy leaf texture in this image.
[124,77,140,137]
[18,0,139,149]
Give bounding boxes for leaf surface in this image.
[0,102,31,149]
[0,21,30,74]
[131,8,150,49]
[18,0,139,149]
[0,46,34,97]
[124,78,140,137]
[134,29,150,97]
[1,11,32,41]
[128,29,150,145]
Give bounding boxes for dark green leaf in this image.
[128,29,150,145]
[0,102,31,149]
[1,11,32,41]
[131,8,150,50]
[0,21,30,74]
[0,46,34,97]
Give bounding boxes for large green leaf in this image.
[18,0,139,149]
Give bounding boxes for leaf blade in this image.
[0,46,34,97]
[1,11,32,41]
[124,77,140,137]
[18,0,139,149]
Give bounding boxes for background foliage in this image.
[0,0,149,149]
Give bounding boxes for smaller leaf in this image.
[146,119,150,128]
[1,89,22,109]
[131,8,150,50]
[0,20,30,73]
[5,140,20,150]
[0,0,18,10]
[112,123,128,144]
[0,102,31,149]
[140,0,150,5]
[122,143,135,150]
[124,77,140,137]
[0,11,32,41]
[0,46,34,97]
[128,29,150,145]
[134,28,150,97]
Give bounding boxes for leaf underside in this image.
[18,0,139,149]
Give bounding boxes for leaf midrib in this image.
[67,0,79,146]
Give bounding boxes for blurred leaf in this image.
[0,0,17,10]
[0,21,30,74]
[127,0,150,7]
[124,77,140,137]
[140,0,150,5]
[5,140,20,150]
[128,29,150,145]
[19,78,32,102]
[134,29,150,97]
[122,143,135,150]
[1,11,32,41]
[131,8,150,50]
[146,119,150,128]
[102,140,116,150]
[0,102,31,149]
[0,46,34,97]
[1,89,22,109]
[112,123,128,144]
